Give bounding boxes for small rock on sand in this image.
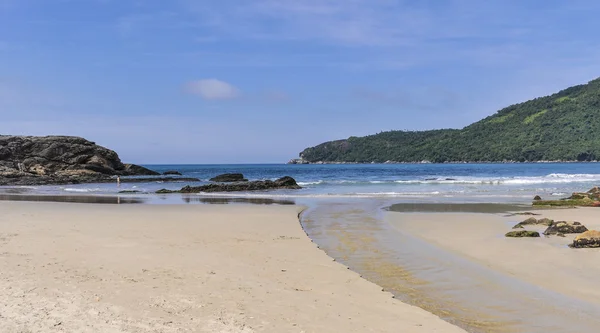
[505,230,540,238]
[512,217,553,229]
[543,221,588,235]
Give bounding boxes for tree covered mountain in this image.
[298,78,600,163]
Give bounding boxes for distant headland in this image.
[293,77,600,164]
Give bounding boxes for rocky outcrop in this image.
[209,173,248,182]
[533,195,542,201]
[163,170,183,176]
[570,230,600,248]
[512,217,554,229]
[505,230,540,237]
[157,176,301,194]
[543,221,588,235]
[0,135,158,185]
[287,158,310,164]
[533,187,600,207]
[123,164,160,176]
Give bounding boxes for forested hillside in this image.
[299,78,600,163]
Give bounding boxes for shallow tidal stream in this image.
[300,199,600,333]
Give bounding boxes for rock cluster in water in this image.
[157,175,301,194]
[209,173,248,182]
[532,187,600,207]
[525,186,600,247]
[0,135,159,185]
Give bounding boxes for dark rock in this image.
[533,195,542,201]
[156,189,177,194]
[521,217,538,225]
[537,218,554,226]
[273,176,299,187]
[209,173,248,182]
[163,170,182,176]
[505,230,540,237]
[118,190,142,194]
[123,164,160,176]
[158,176,302,194]
[569,192,588,200]
[543,221,588,235]
[512,217,554,229]
[570,230,600,248]
[0,135,160,185]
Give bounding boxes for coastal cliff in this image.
[0,135,158,185]
[296,77,600,164]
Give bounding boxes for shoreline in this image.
[385,207,600,332]
[387,208,600,304]
[288,160,600,165]
[0,201,465,333]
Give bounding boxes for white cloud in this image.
[185,79,239,100]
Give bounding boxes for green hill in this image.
[298,78,600,163]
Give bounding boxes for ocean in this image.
[4,163,599,202]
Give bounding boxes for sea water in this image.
[3,163,600,201]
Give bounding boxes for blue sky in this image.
[1,0,599,163]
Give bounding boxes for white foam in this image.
[297,180,325,186]
[63,188,102,193]
[394,173,600,186]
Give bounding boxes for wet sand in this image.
[389,207,600,308]
[0,201,464,333]
[302,200,600,333]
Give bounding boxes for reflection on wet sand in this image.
[301,200,600,333]
[0,192,297,206]
[0,187,37,195]
[387,203,535,214]
[0,194,146,204]
[301,201,507,332]
[181,196,295,205]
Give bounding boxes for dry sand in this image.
[0,202,465,333]
[387,207,600,307]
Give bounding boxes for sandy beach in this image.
[0,201,464,333]
[386,207,600,331]
[387,207,600,305]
